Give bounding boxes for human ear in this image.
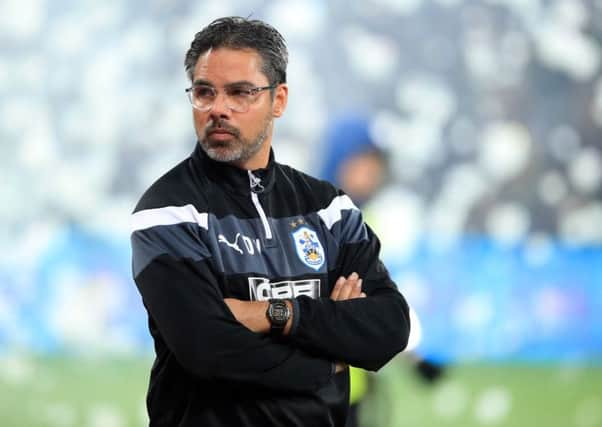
[272,84,288,117]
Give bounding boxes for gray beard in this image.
[200,117,272,164]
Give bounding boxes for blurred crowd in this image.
[1,0,601,360]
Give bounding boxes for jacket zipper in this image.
[248,171,273,240]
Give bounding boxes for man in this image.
[130,16,410,427]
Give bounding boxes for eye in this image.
[227,87,253,98]
[193,86,216,98]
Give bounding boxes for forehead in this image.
[192,47,267,85]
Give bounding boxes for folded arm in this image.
[223,277,364,374]
[132,226,335,392]
[224,231,410,371]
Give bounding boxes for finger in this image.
[338,278,357,301]
[338,283,352,300]
[349,278,363,299]
[345,273,361,299]
[330,276,344,300]
[330,276,346,300]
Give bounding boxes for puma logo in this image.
[218,233,261,255]
[218,233,243,254]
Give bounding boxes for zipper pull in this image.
[248,171,265,193]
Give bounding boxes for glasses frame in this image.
[185,84,277,113]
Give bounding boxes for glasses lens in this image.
[189,86,215,111]
[225,86,255,113]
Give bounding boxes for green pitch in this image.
[0,356,600,427]
[362,359,602,427]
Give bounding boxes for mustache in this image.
[206,120,240,137]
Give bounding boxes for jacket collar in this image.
[191,142,276,195]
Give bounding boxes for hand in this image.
[330,272,367,301]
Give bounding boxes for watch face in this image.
[272,306,286,318]
[269,300,289,326]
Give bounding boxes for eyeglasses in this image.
[185,84,276,113]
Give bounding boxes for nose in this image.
[208,90,231,119]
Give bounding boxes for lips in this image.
[207,124,239,138]
[209,130,234,136]
[207,129,237,143]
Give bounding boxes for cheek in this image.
[238,112,267,137]
[192,109,204,123]
[192,110,209,129]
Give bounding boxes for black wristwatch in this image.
[266,299,290,336]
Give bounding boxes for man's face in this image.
[337,151,385,204]
[191,47,287,169]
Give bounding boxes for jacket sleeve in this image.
[287,194,411,371]
[131,215,334,392]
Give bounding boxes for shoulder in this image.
[275,163,364,237]
[130,158,210,276]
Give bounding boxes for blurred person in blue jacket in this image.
[320,112,445,427]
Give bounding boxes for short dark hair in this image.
[184,16,288,86]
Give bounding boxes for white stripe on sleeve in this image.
[130,204,208,232]
[318,195,359,230]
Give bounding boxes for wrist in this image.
[283,299,293,335]
[266,299,294,336]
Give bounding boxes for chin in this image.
[205,146,243,163]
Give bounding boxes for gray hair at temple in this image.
[184,16,288,87]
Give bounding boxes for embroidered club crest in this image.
[292,226,325,271]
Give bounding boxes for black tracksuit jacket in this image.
[130,143,411,426]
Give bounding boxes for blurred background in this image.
[1,0,601,426]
